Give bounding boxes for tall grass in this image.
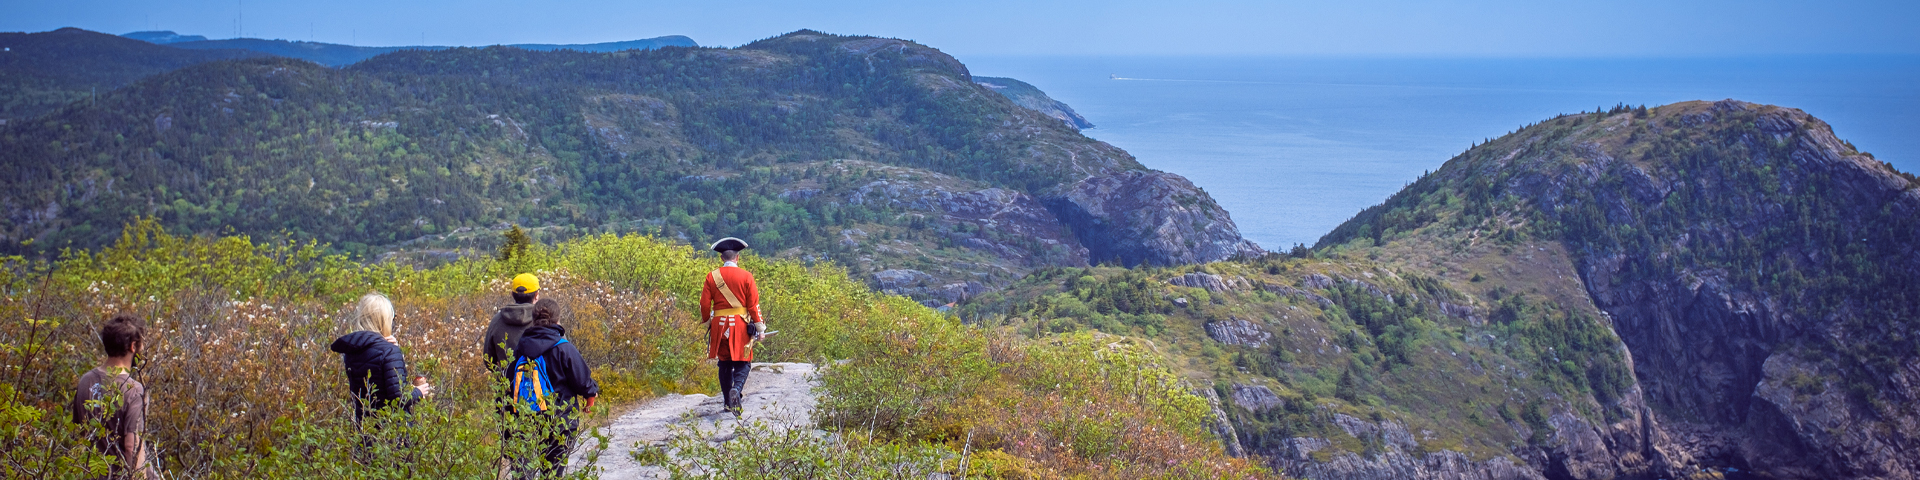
[1,219,1273,478]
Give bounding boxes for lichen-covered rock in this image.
[1198,386,1248,458]
[872,269,933,291]
[1262,282,1335,308]
[1230,383,1284,412]
[1204,317,1271,348]
[1437,301,1481,324]
[1168,272,1248,292]
[1342,276,1394,302]
[1278,414,1544,480]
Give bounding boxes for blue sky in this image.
[3,0,1916,56]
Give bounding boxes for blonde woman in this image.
[328,293,432,422]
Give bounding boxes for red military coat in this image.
[699,264,763,361]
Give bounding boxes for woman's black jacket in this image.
[330,330,421,421]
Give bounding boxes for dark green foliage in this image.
[1487,293,1631,415]
[1334,368,1361,403]
[1,31,1137,262]
[1320,283,1450,368]
[986,268,1177,336]
[499,225,532,261]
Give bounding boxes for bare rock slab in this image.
[575,362,821,480]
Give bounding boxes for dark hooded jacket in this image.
[503,324,599,412]
[329,330,421,421]
[481,302,536,370]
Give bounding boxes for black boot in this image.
[726,361,751,417]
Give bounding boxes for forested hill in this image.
[0,29,1261,300]
[0,28,269,121]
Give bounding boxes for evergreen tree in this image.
[499,225,532,261]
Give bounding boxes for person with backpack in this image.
[504,298,599,478]
[700,237,766,417]
[72,313,154,479]
[329,293,434,424]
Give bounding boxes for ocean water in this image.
[968,56,1920,250]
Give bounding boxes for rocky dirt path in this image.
[573,362,822,479]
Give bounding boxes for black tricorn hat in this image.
[710,237,749,252]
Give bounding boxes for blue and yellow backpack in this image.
[512,338,568,412]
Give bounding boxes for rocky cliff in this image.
[972,100,1916,480]
[1044,170,1265,267]
[1315,100,1920,479]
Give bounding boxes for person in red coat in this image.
[700,237,765,416]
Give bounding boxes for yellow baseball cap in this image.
[511,273,540,294]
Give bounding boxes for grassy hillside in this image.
[964,248,1625,466]
[0,219,1270,479]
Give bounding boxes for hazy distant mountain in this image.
[146,34,697,67]
[0,28,267,121]
[160,38,443,67]
[2,27,694,120]
[506,36,697,53]
[121,30,208,44]
[974,76,1094,130]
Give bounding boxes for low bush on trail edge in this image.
[1,219,1272,478]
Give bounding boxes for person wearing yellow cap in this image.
[483,273,542,469]
[700,237,765,417]
[482,273,542,371]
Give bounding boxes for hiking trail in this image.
[573,362,822,479]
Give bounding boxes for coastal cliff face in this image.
[1044,170,1265,267]
[1314,100,1920,479]
[1543,101,1918,479]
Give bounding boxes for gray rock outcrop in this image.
[1263,283,1335,308]
[1043,170,1265,267]
[1168,272,1248,292]
[578,362,822,479]
[1230,383,1284,412]
[1279,439,1545,480]
[1199,386,1248,458]
[1204,317,1271,348]
[1277,413,1544,480]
